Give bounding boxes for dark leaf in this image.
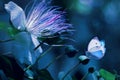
[88,67,95,73]
[72,76,78,80]
[0,70,8,80]
[58,71,72,80]
[37,69,53,80]
[38,36,63,45]
[7,77,15,80]
[0,55,24,80]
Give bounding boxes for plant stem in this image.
[45,53,65,69]
[35,46,53,64]
[62,62,80,80]
[24,75,34,80]
[34,42,43,51]
[0,39,14,42]
[24,65,32,72]
[24,46,53,72]
[81,72,89,80]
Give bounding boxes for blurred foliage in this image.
[99,69,115,80]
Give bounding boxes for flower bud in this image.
[88,67,95,73]
[78,55,89,65]
[65,45,78,58]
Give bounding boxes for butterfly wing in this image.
[88,37,101,51]
[86,50,104,60]
[100,40,106,54]
[86,37,106,60]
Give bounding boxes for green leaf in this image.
[7,27,20,37]
[99,69,115,80]
[37,69,53,80]
[0,22,20,37]
[0,23,10,32]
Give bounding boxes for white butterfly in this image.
[86,37,106,60]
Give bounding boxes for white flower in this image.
[5,1,42,52]
[5,1,72,37]
[4,0,72,65]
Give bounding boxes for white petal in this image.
[5,1,26,30]
[31,35,43,53]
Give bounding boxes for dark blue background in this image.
[0,0,120,80]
